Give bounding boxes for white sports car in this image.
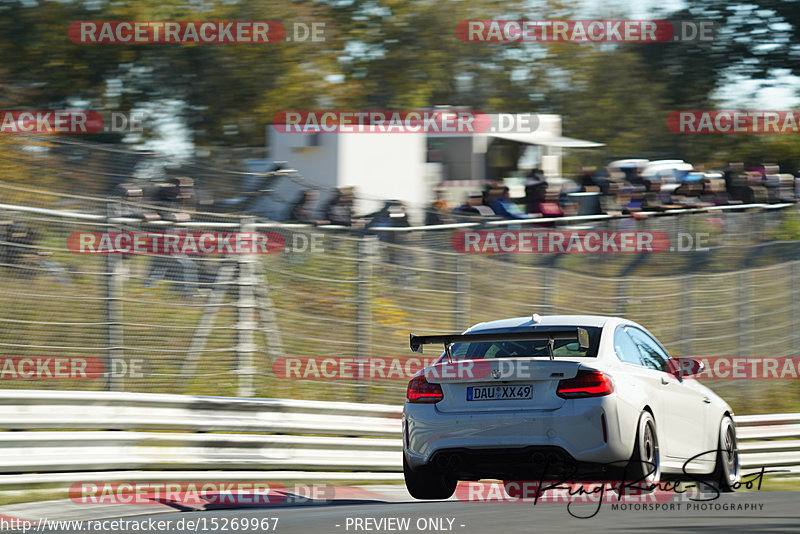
[403,314,739,499]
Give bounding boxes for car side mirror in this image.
[665,357,704,378]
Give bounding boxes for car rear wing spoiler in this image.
[409,328,590,362]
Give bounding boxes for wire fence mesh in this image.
[2,183,800,415]
[1,137,800,414]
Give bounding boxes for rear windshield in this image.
[449,326,602,360]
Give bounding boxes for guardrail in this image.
[736,413,800,477]
[0,390,403,488]
[0,390,402,436]
[0,391,796,487]
[0,199,795,231]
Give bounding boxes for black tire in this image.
[706,416,740,492]
[628,411,660,484]
[403,455,457,500]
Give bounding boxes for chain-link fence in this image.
[2,180,800,415]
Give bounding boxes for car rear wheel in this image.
[628,411,660,484]
[707,416,740,492]
[403,455,457,500]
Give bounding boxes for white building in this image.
[259,112,602,223]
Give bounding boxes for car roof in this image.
[465,314,614,332]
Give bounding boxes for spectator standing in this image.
[424,189,451,226]
[488,186,532,220]
[577,167,598,192]
[525,169,548,214]
[286,189,318,223]
[452,190,495,218]
[321,187,354,226]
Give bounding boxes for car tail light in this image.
[407,374,443,403]
[557,370,614,398]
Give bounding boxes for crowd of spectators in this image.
[582,161,798,214]
[430,161,800,225]
[283,161,800,229]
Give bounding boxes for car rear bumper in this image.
[403,396,631,472]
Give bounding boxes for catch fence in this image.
[1,183,799,413]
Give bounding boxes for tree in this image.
[0,0,344,146]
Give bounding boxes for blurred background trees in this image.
[1,0,799,170]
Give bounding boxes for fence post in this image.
[236,218,257,397]
[738,270,750,359]
[253,259,284,365]
[454,253,470,331]
[793,261,800,356]
[541,267,556,314]
[104,202,123,391]
[355,236,375,401]
[182,263,236,381]
[615,277,627,316]
[681,274,693,357]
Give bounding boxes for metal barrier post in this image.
[454,253,470,331]
[355,236,376,401]
[681,274,693,357]
[794,261,800,354]
[104,202,123,391]
[738,270,751,358]
[237,218,257,397]
[542,267,556,314]
[615,277,627,316]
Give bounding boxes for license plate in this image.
[467,385,533,401]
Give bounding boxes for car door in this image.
[612,326,669,456]
[625,327,709,462]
